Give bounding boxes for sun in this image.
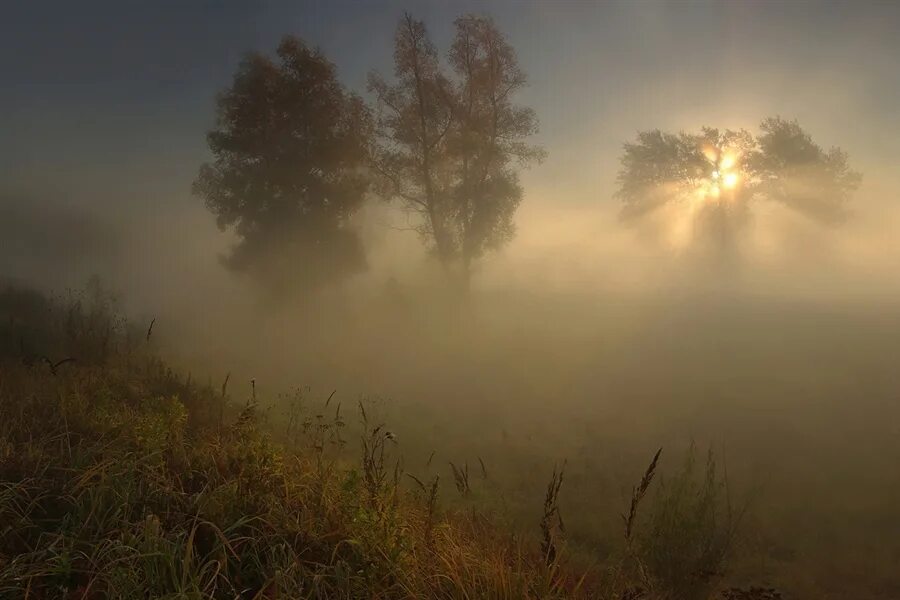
[722,171,739,189]
[695,150,742,201]
[669,149,746,250]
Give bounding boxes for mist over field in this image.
[3,1,900,597]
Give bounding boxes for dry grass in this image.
[1,355,613,598]
[0,285,605,598]
[0,283,774,599]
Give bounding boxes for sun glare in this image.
[722,172,739,189]
[693,149,742,203]
[670,146,749,249]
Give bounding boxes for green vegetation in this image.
[0,285,573,598]
[0,285,774,599]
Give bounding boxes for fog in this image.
[3,1,900,595]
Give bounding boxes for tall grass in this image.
[0,282,766,598]
[633,446,746,600]
[0,284,592,598]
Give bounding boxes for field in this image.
[3,283,898,599]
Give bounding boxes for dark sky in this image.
[2,0,899,299]
[3,0,898,199]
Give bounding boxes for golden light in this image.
[722,172,739,189]
[695,148,742,201]
[668,146,745,250]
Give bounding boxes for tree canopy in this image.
[194,36,373,297]
[369,13,544,284]
[617,118,861,230]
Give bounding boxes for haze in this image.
[2,1,900,596]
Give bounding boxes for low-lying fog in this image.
[3,1,900,594]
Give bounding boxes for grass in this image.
[0,282,775,599]
[633,446,745,599]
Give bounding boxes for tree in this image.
[194,36,373,297]
[447,15,545,278]
[749,117,861,224]
[616,117,860,254]
[367,14,456,267]
[369,13,543,285]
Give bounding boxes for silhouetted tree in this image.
[616,118,860,256]
[369,13,543,286]
[748,117,861,224]
[448,15,545,281]
[368,15,456,267]
[194,36,373,297]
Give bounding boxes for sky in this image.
[2,0,899,304]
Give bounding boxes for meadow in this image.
[3,282,898,598]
